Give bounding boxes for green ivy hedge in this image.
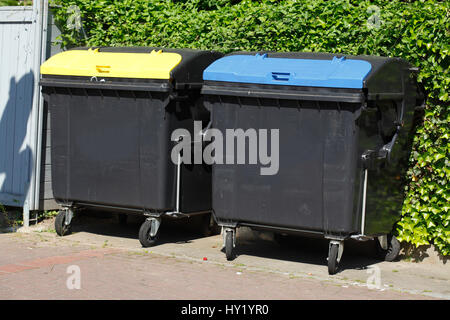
[51,0,449,255]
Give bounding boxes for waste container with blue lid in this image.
[202,51,424,274]
[40,47,223,246]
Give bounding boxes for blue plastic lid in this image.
[203,54,372,89]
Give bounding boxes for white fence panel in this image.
[0,6,35,207]
[0,2,48,226]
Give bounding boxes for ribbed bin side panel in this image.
[321,104,361,235]
[208,95,361,235]
[48,88,174,210]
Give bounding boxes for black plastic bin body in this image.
[40,47,222,214]
[202,52,423,239]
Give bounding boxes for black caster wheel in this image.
[139,218,160,248]
[225,230,235,261]
[200,213,221,237]
[55,210,72,236]
[118,214,128,226]
[328,241,343,275]
[375,234,401,262]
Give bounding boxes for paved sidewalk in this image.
[0,215,448,299]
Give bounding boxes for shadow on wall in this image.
[0,72,34,207]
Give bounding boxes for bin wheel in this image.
[200,213,221,237]
[55,210,72,237]
[118,214,128,226]
[376,234,400,262]
[225,230,235,261]
[139,219,159,248]
[328,243,339,275]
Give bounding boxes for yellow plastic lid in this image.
[40,48,182,79]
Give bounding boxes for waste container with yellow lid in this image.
[40,47,223,246]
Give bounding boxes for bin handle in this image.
[96,65,111,73]
[362,131,399,169]
[378,131,398,162]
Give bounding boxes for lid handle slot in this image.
[96,65,111,73]
[271,72,290,81]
